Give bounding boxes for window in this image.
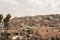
[46,30,48,32]
[58,30,60,32]
[49,25,54,27]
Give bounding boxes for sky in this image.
[0,0,60,17]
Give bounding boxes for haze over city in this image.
[0,0,60,17]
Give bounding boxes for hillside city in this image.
[0,14,60,40]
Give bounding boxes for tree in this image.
[3,14,11,29]
[2,14,11,40]
[0,14,3,23]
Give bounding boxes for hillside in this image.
[0,14,60,40]
[9,14,60,30]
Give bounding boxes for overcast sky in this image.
[0,0,60,17]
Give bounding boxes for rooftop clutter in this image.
[0,14,60,40]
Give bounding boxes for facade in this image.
[38,27,60,40]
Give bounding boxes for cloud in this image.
[27,0,50,8]
[28,0,43,5]
[7,7,16,12]
[25,8,35,11]
[27,0,60,8]
[0,0,60,16]
[5,0,19,4]
[12,8,16,10]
